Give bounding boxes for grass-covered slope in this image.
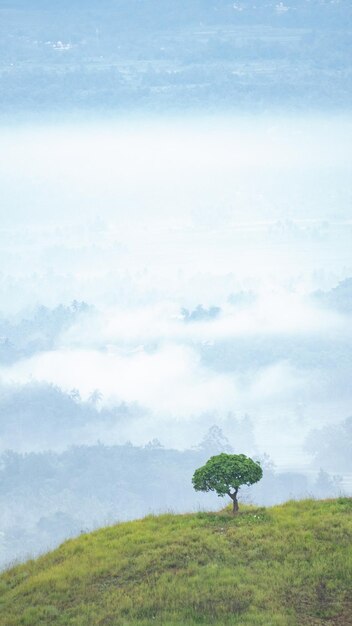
[0,499,351,626]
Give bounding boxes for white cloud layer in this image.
[0,114,351,462]
[0,343,309,421]
[59,294,345,351]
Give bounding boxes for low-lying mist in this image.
[1,114,351,454]
[0,113,351,568]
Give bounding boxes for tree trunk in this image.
[229,490,239,515]
[232,497,239,515]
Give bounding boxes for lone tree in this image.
[192,453,262,514]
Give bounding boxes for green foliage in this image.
[192,453,263,499]
[0,499,351,625]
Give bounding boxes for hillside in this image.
[0,499,351,625]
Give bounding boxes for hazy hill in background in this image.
[0,0,351,115]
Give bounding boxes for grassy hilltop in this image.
[0,499,351,626]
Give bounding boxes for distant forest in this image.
[0,423,347,570]
[0,0,351,114]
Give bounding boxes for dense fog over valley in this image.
[0,0,351,569]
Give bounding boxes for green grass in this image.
[0,499,351,626]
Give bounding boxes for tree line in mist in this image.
[0,426,346,570]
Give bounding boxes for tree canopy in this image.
[192,453,263,513]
